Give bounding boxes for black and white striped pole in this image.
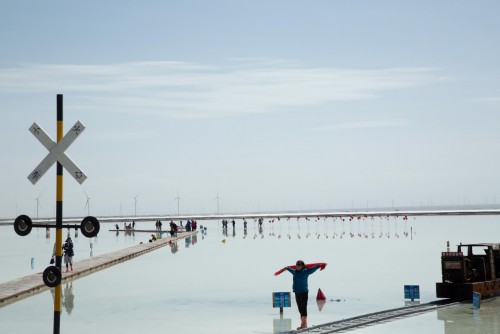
[14,94,100,334]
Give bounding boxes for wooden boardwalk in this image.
[0,231,197,307]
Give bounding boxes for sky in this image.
[1,1,499,219]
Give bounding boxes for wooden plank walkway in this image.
[0,231,197,307]
[109,229,186,233]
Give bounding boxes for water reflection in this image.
[316,300,326,311]
[437,300,500,334]
[169,241,178,254]
[207,217,418,241]
[50,282,75,315]
[62,282,75,315]
[89,240,94,257]
[273,316,292,333]
[405,300,421,307]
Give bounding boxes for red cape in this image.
[274,262,327,276]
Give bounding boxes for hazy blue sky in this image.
[1,1,499,218]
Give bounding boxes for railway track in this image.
[290,299,458,333]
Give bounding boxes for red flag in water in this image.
[316,288,326,301]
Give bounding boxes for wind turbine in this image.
[134,193,140,217]
[84,191,91,216]
[35,191,44,219]
[172,193,183,215]
[212,192,222,226]
[212,192,222,216]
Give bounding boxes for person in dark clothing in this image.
[62,237,75,272]
[169,221,178,237]
[285,260,324,329]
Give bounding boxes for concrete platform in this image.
[0,231,197,307]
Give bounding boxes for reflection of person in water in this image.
[169,241,178,254]
[62,282,75,315]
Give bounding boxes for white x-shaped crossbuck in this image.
[27,121,87,185]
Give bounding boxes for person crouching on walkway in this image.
[285,260,323,329]
[63,237,74,272]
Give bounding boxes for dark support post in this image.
[54,94,63,334]
[15,94,97,333]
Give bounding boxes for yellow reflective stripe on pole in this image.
[57,120,63,142]
[55,286,62,312]
[56,175,63,202]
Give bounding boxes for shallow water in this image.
[1,215,500,333]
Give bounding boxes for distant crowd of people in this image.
[115,221,135,231]
[222,219,249,230]
[111,219,200,243]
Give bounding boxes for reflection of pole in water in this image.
[296,217,301,239]
[287,218,291,239]
[253,219,257,239]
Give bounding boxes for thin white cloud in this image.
[313,119,410,131]
[473,96,500,105]
[0,60,445,119]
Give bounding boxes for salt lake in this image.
[1,215,500,333]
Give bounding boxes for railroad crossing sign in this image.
[15,94,99,334]
[28,121,87,184]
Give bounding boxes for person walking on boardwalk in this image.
[285,260,323,329]
[62,237,74,272]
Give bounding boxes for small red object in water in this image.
[316,288,326,301]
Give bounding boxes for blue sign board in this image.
[404,285,420,300]
[473,291,481,309]
[273,292,291,308]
